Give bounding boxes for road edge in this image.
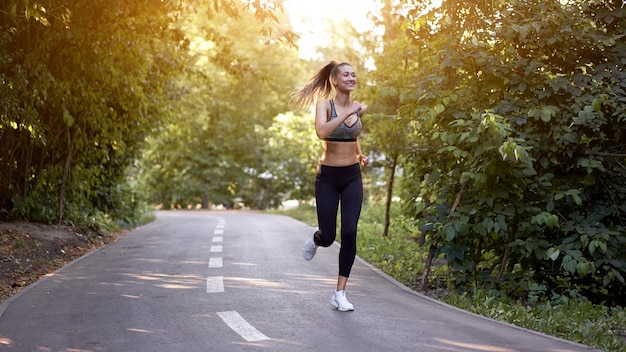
[0,221,152,318]
[0,245,103,318]
[353,254,601,351]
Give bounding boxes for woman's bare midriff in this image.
[319,141,359,167]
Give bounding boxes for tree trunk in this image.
[22,137,34,199]
[58,129,73,224]
[496,243,511,282]
[496,222,517,282]
[0,129,14,218]
[418,197,431,247]
[383,153,398,237]
[418,181,468,290]
[202,192,209,209]
[417,244,436,291]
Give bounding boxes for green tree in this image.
[387,0,625,302]
[362,0,416,237]
[1,0,188,227]
[255,112,320,206]
[138,9,304,210]
[0,0,292,226]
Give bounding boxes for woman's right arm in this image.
[315,100,361,140]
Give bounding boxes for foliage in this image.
[384,0,626,304]
[256,112,320,205]
[0,0,292,227]
[0,0,190,228]
[137,9,305,210]
[357,201,424,287]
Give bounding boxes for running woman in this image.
[291,61,369,311]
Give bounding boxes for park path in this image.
[0,210,599,351]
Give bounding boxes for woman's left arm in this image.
[356,140,369,167]
[357,102,369,166]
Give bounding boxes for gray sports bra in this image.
[324,100,362,142]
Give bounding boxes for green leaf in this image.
[611,269,625,284]
[446,225,457,241]
[576,261,593,277]
[589,240,597,254]
[590,240,607,254]
[546,247,560,261]
[472,223,487,236]
[482,217,494,233]
[62,106,74,127]
[431,104,445,117]
[460,172,475,184]
[571,193,583,206]
[428,171,441,184]
[513,24,530,40]
[562,255,577,274]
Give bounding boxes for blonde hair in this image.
[291,61,352,111]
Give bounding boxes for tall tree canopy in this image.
[0,0,292,226]
[1,0,187,225]
[372,0,626,303]
[138,9,305,210]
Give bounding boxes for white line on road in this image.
[206,276,225,293]
[210,245,223,253]
[217,311,270,342]
[214,229,224,235]
[209,257,223,268]
[212,236,223,242]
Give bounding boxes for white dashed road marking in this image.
[206,276,225,293]
[209,257,223,268]
[217,311,270,342]
[209,218,268,342]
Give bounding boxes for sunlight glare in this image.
[432,338,516,352]
[283,0,379,59]
[0,338,13,346]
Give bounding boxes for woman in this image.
[291,61,369,312]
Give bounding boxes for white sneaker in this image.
[331,290,354,311]
[303,232,318,261]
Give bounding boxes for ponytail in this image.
[291,61,352,111]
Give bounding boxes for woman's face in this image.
[333,65,357,92]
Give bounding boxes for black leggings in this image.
[314,163,363,278]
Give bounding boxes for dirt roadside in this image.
[0,222,121,304]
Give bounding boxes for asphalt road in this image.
[0,211,600,352]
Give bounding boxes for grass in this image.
[442,289,626,351]
[275,202,626,352]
